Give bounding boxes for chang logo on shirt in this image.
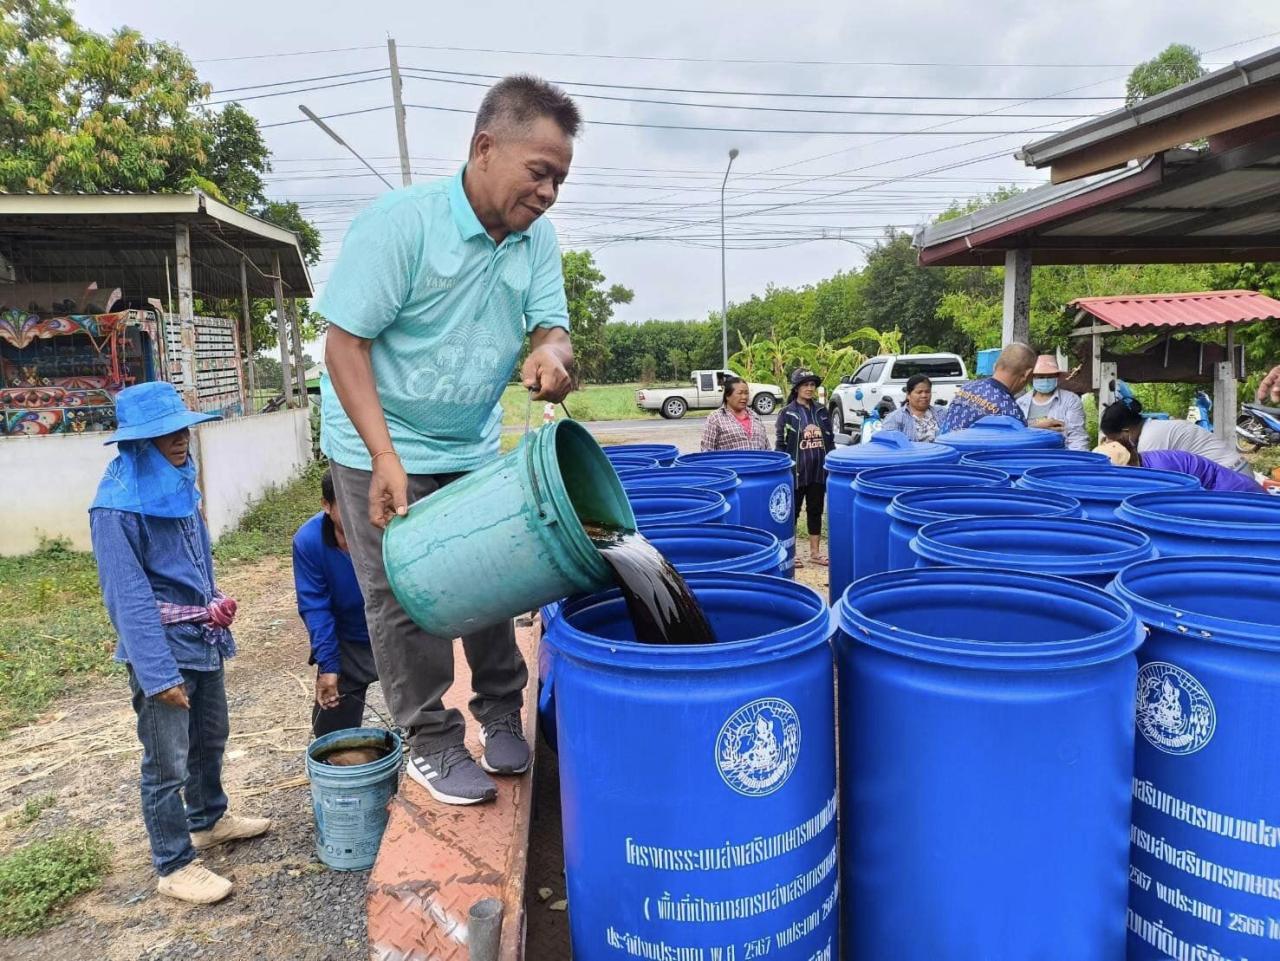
[769,483,793,524]
[1136,661,1215,756]
[403,325,520,415]
[716,698,801,797]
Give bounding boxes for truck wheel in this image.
[752,393,776,416]
[831,405,845,435]
[661,397,688,419]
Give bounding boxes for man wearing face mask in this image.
[1016,355,1088,450]
[321,75,578,805]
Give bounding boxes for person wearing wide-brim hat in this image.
[1015,354,1089,451]
[89,382,270,905]
[776,368,835,568]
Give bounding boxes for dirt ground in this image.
[0,555,378,961]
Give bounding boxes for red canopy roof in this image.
[1070,290,1280,331]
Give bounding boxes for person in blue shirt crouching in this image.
[293,469,378,737]
[90,382,270,905]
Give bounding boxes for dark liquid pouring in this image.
[586,525,717,646]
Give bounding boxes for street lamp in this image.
[721,147,739,370]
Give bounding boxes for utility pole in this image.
[387,37,412,187]
[720,147,739,370]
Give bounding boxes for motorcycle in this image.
[1236,401,1280,454]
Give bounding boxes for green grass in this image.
[6,795,55,829]
[0,833,112,937]
[500,382,679,426]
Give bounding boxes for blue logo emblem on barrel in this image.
[716,698,801,796]
[769,483,793,524]
[1136,661,1216,756]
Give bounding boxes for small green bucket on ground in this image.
[306,726,402,872]
[383,420,636,638]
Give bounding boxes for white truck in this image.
[635,370,784,420]
[828,353,969,437]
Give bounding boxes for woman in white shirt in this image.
[1099,397,1251,474]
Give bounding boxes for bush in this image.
[0,833,112,936]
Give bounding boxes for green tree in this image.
[203,102,271,209]
[1125,43,1204,106]
[637,353,657,385]
[562,250,633,383]
[859,230,958,352]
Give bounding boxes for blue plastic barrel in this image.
[960,447,1110,479]
[1111,557,1280,961]
[911,515,1156,587]
[675,450,797,571]
[850,464,1010,583]
[824,432,960,601]
[627,489,731,529]
[937,414,1065,454]
[885,486,1083,570]
[836,568,1142,959]
[1019,464,1200,521]
[1115,489,1280,559]
[603,443,680,467]
[618,466,743,525]
[306,727,403,871]
[537,523,788,751]
[551,573,838,960]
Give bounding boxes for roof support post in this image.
[1002,248,1032,346]
[289,297,306,406]
[273,252,293,408]
[173,223,199,410]
[1214,326,1238,443]
[240,258,256,407]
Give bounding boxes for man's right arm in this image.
[316,202,418,528]
[292,534,341,675]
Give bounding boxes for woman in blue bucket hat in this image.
[89,382,271,905]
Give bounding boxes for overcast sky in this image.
[76,1,1280,327]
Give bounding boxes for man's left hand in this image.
[1031,417,1065,433]
[522,345,573,403]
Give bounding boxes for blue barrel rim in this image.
[553,572,828,668]
[910,515,1154,577]
[628,488,732,526]
[602,453,660,470]
[887,486,1082,527]
[838,567,1142,670]
[602,443,680,464]
[674,450,796,475]
[936,414,1065,448]
[824,436,959,476]
[1116,489,1280,543]
[639,522,786,575]
[1111,555,1280,651]
[959,449,1111,473]
[618,465,742,496]
[854,462,1011,497]
[1019,463,1200,496]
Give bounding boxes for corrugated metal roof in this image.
[1070,290,1280,330]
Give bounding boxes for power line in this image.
[194,44,382,64]
[205,74,389,106]
[261,105,392,129]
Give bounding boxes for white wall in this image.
[0,408,312,556]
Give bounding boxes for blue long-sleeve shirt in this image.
[291,513,368,675]
[90,508,235,697]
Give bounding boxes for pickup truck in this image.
[828,353,968,436]
[636,370,784,420]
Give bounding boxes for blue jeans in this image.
[128,665,229,876]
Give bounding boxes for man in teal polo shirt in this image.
[320,76,578,805]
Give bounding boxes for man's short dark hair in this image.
[472,75,581,146]
[321,468,335,504]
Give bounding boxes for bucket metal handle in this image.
[523,432,558,526]
[308,689,402,745]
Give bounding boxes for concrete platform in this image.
[366,627,539,961]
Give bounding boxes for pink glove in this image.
[207,596,238,628]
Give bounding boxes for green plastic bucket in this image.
[383,420,636,638]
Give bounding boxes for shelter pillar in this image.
[240,258,256,406]
[289,297,306,406]
[1002,248,1032,346]
[1214,326,1238,443]
[173,224,199,410]
[273,252,293,408]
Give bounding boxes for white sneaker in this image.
[157,860,232,904]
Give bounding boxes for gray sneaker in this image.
[406,745,497,805]
[479,712,531,775]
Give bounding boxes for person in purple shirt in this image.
[1094,440,1264,493]
[292,469,377,737]
[940,343,1043,434]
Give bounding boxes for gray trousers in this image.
[330,462,527,753]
